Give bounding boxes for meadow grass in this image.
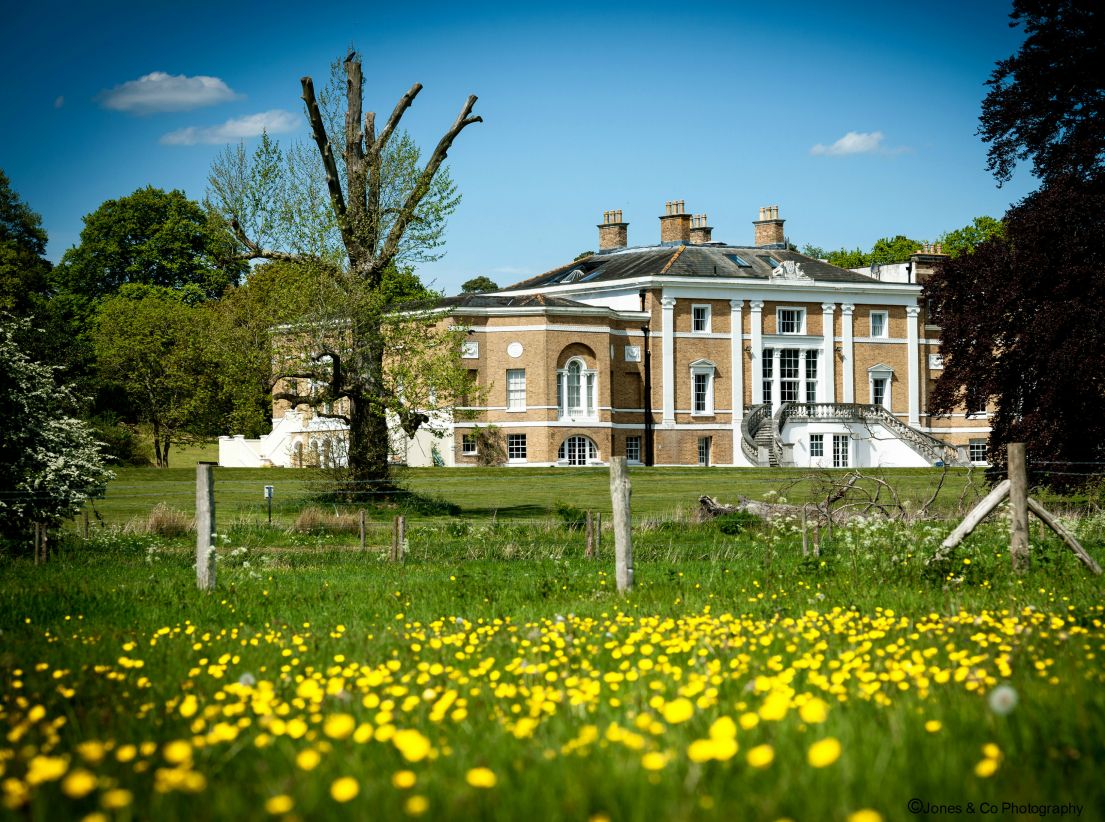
[2,512,1104,821]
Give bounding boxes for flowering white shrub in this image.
[0,318,114,541]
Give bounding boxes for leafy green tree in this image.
[0,170,51,318]
[206,261,320,438]
[0,317,113,545]
[207,51,481,490]
[94,285,224,467]
[869,235,924,265]
[937,216,1005,258]
[51,187,244,301]
[980,0,1105,185]
[824,247,870,269]
[799,244,826,260]
[460,275,498,294]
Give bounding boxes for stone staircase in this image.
[754,425,778,466]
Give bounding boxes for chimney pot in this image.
[659,199,692,244]
[598,208,628,251]
[689,213,713,245]
[753,204,786,247]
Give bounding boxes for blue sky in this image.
[2,0,1034,293]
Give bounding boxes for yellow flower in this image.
[330,777,359,802]
[982,743,1002,761]
[799,698,829,724]
[708,716,737,739]
[975,758,999,778]
[115,745,137,762]
[393,729,432,763]
[746,744,775,768]
[641,752,669,771]
[392,770,417,789]
[924,720,942,733]
[76,741,106,765]
[264,795,294,814]
[323,713,356,740]
[296,749,321,771]
[661,698,694,724]
[847,811,884,822]
[688,736,738,762]
[808,737,842,768]
[25,756,67,785]
[79,814,108,822]
[179,695,198,718]
[163,740,192,765]
[759,690,790,721]
[465,767,497,788]
[739,712,760,730]
[404,795,429,816]
[61,769,97,799]
[101,789,133,810]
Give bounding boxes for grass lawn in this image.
[11,463,1104,819]
[87,465,984,535]
[1,524,1103,821]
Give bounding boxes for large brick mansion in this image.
[219,202,990,469]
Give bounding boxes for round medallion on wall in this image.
[507,342,524,358]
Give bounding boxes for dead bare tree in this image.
[208,51,481,490]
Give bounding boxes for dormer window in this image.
[725,253,751,268]
[777,307,805,334]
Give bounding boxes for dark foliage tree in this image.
[926,175,1105,478]
[980,0,1105,185]
[460,275,498,294]
[0,170,51,318]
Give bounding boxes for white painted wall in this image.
[784,420,932,468]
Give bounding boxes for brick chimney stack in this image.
[909,242,950,284]
[659,200,691,244]
[689,214,713,244]
[753,205,785,247]
[598,209,628,251]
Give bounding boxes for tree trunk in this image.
[152,422,165,468]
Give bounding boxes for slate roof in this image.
[436,292,593,310]
[498,244,881,292]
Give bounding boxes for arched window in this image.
[558,435,598,466]
[558,357,597,419]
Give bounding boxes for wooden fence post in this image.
[595,512,602,555]
[584,512,595,559]
[196,463,216,591]
[391,515,406,561]
[359,510,366,551]
[1008,442,1029,572]
[609,457,633,593]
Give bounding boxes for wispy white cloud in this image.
[100,72,238,114]
[160,110,299,146]
[810,130,910,157]
[53,95,64,109]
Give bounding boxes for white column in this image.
[661,296,676,424]
[730,299,744,465]
[798,349,807,403]
[906,305,920,426]
[749,301,764,404]
[821,303,836,403]
[771,348,782,408]
[841,304,855,403]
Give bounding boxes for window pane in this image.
[833,434,849,468]
[626,436,641,462]
[693,306,709,332]
[871,312,886,337]
[694,373,709,412]
[507,434,527,460]
[507,369,526,409]
[810,434,823,457]
[873,378,886,406]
